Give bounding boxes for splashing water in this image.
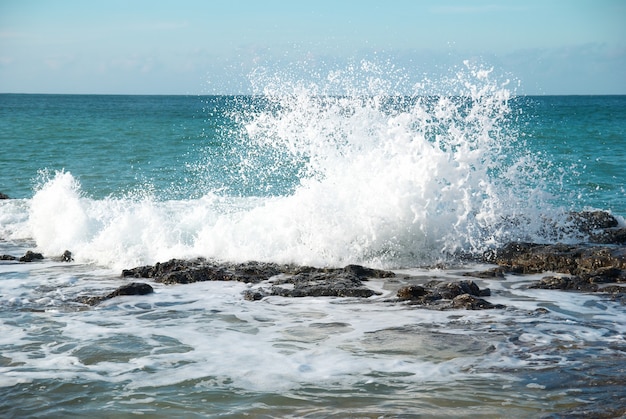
[23,61,561,269]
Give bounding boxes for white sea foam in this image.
[9,62,572,270]
[1,267,623,395]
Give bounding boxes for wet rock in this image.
[19,251,44,262]
[260,264,394,298]
[106,282,154,298]
[51,250,73,262]
[548,210,626,244]
[529,276,599,292]
[1,255,17,260]
[0,192,9,199]
[396,283,443,306]
[397,285,428,300]
[597,285,626,294]
[122,259,393,299]
[122,259,284,284]
[428,279,490,298]
[567,210,619,233]
[396,280,500,310]
[486,242,626,296]
[269,270,377,298]
[589,227,626,245]
[533,307,551,315]
[581,266,626,283]
[484,242,626,277]
[242,289,267,301]
[76,282,154,306]
[451,294,504,310]
[462,267,506,279]
[341,264,396,279]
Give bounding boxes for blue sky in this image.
[0,0,624,95]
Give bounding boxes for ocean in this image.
[1,63,625,417]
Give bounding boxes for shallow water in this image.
[1,243,624,417]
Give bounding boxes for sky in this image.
[0,0,625,95]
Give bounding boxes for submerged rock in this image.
[61,250,73,262]
[462,267,506,279]
[76,282,154,306]
[530,275,599,292]
[451,294,502,310]
[50,250,74,262]
[19,251,44,262]
[106,282,154,298]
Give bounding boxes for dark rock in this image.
[1,255,17,260]
[397,285,428,300]
[533,307,550,315]
[395,280,499,310]
[529,276,598,292]
[427,279,490,298]
[74,295,104,306]
[105,282,154,298]
[533,210,625,244]
[589,227,626,245]
[76,282,154,306]
[122,258,205,279]
[567,210,619,233]
[580,266,625,283]
[484,242,626,276]
[451,294,504,310]
[51,250,74,262]
[19,251,44,262]
[242,289,267,301]
[121,260,391,299]
[269,270,377,298]
[489,241,626,295]
[342,264,395,279]
[122,259,283,284]
[598,285,626,294]
[462,267,506,279]
[0,192,9,199]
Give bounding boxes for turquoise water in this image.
[1,65,625,417]
[2,94,625,213]
[0,94,216,199]
[515,95,626,214]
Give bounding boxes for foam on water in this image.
[1,258,624,416]
[10,61,576,270]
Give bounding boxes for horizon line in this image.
[2,92,626,97]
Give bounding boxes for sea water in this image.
[1,62,625,417]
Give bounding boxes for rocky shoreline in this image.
[2,210,624,311]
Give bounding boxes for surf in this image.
[20,61,572,269]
